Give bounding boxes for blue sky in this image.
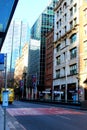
[13,0,50,27]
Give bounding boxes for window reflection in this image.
[0,0,14,32]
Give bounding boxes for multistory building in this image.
[30,0,59,94]
[1,20,29,73]
[14,43,28,98]
[44,28,54,99]
[27,39,40,99]
[53,0,87,102]
[14,43,28,81]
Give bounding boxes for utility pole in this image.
[3,53,8,130]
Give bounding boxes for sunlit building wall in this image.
[53,0,87,101]
[1,20,29,73]
[14,43,28,81]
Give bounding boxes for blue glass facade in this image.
[30,0,58,89]
[0,0,18,32]
[1,20,29,72]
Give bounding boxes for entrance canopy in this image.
[0,0,19,50]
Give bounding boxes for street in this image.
[5,101,87,130]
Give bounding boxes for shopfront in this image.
[67,83,77,102]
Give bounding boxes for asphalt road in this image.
[6,101,87,130]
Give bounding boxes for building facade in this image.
[1,20,29,73]
[27,39,40,99]
[44,28,54,99]
[53,0,87,102]
[14,43,28,81]
[30,0,59,93]
[14,43,28,98]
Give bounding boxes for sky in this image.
[13,0,51,28]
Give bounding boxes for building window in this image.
[70,64,77,75]
[70,21,73,29]
[56,44,60,52]
[60,19,61,26]
[64,26,67,33]
[70,47,77,59]
[74,18,77,26]
[64,38,67,45]
[57,10,59,17]
[60,7,62,15]
[70,0,73,3]
[64,13,67,22]
[63,67,65,76]
[74,4,77,13]
[84,8,87,18]
[70,7,73,16]
[63,2,67,10]
[84,40,87,52]
[70,33,77,44]
[56,32,59,40]
[63,52,65,62]
[56,69,60,78]
[56,56,60,65]
[84,24,87,35]
[84,59,87,69]
[59,30,61,37]
[56,21,59,29]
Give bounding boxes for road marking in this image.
[7,107,84,116]
[8,121,16,129]
[57,115,71,120]
[19,123,27,130]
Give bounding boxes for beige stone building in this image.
[14,43,28,85]
[53,0,87,102]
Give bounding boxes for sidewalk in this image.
[0,105,10,130]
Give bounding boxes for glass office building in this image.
[1,20,29,72]
[28,39,40,86]
[30,0,58,90]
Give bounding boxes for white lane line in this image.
[56,115,71,120]
[19,124,27,130]
[8,121,16,129]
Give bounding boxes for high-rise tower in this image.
[30,0,58,92]
[1,20,29,72]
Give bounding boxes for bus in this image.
[0,88,14,104]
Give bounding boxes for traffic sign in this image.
[0,53,4,64]
[0,53,5,71]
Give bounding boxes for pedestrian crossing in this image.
[7,107,84,116]
[7,120,26,130]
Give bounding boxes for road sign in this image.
[0,53,5,71]
[32,75,36,83]
[0,53,4,63]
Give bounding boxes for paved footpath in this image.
[0,105,10,130]
[0,105,27,130]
